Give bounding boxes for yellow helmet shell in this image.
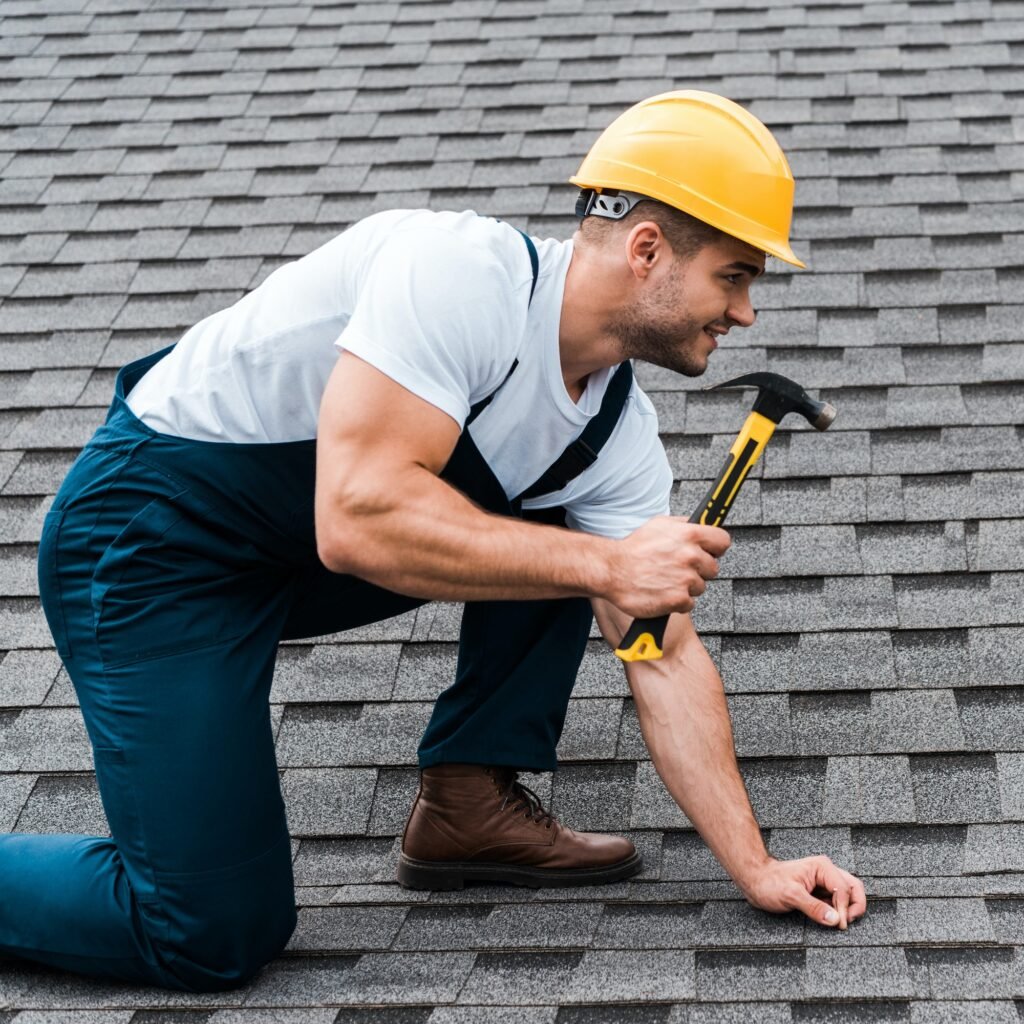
[570,90,806,268]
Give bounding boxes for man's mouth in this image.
[704,325,727,347]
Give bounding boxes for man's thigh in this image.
[280,558,426,641]
[49,494,295,876]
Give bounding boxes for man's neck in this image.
[558,240,626,401]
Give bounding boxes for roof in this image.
[0,0,1022,1018]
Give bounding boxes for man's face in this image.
[608,235,765,376]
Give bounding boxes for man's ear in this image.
[625,221,667,279]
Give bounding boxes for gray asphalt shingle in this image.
[0,648,60,706]
[394,901,602,952]
[721,630,896,692]
[280,768,378,837]
[276,703,434,767]
[14,773,108,835]
[271,643,401,703]
[287,905,409,953]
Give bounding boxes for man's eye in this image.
[725,274,741,284]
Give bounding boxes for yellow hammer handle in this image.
[614,411,778,662]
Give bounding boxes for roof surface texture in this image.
[1,0,1023,1019]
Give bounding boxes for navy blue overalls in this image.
[7,233,633,991]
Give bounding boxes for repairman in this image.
[11,91,866,992]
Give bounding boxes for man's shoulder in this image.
[346,210,541,321]
[347,208,526,265]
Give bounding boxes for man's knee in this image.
[153,858,298,992]
[158,893,297,992]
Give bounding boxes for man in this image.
[13,91,865,993]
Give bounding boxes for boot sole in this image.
[396,850,644,890]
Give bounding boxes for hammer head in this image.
[705,371,836,430]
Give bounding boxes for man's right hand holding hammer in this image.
[605,518,732,620]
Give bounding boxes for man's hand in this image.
[605,517,731,619]
[738,855,867,930]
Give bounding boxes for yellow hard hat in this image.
[570,90,805,268]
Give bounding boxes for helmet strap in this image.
[575,188,650,221]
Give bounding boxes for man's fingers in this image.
[691,524,731,556]
[844,873,868,920]
[792,883,841,928]
[811,859,869,930]
[833,884,851,930]
[694,549,721,581]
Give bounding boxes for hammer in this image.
[614,372,837,662]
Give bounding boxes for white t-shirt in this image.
[126,209,672,539]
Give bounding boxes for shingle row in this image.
[0,79,1020,129]
[0,21,1011,61]
[650,384,1024,436]
[235,944,1024,1006]
[3,107,1017,163]
[310,869,1024,909]
[285,895,1020,954]
[4,12,1019,54]
[669,470,1023,529]
[661,425,1024,481]
[5,174,1023,231]
[4,75,1020,121]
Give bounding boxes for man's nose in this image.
[728,293,757,328]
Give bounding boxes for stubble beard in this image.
[606,272,710,378]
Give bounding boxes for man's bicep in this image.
[318,351,462,480]
[315,352,464,571]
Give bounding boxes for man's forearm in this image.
[626,615,770,894]
[317,463,615,603]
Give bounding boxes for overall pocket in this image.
[90,495,245,669]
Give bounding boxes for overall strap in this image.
[519,228,539,303]
[465,227,539,425]
[518,360,634,501]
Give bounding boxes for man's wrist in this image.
[731,851,776,895]
[577,533,618,600]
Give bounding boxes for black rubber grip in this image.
[615,614,669,661]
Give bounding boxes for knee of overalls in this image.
[153,851,298,992]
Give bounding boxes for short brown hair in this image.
[578,198,728,262]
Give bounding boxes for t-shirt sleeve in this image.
[336,224,524,427]
[550,386,673,540]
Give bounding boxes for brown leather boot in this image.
[397,763,642,889]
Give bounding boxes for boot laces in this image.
[496,772,556,829]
